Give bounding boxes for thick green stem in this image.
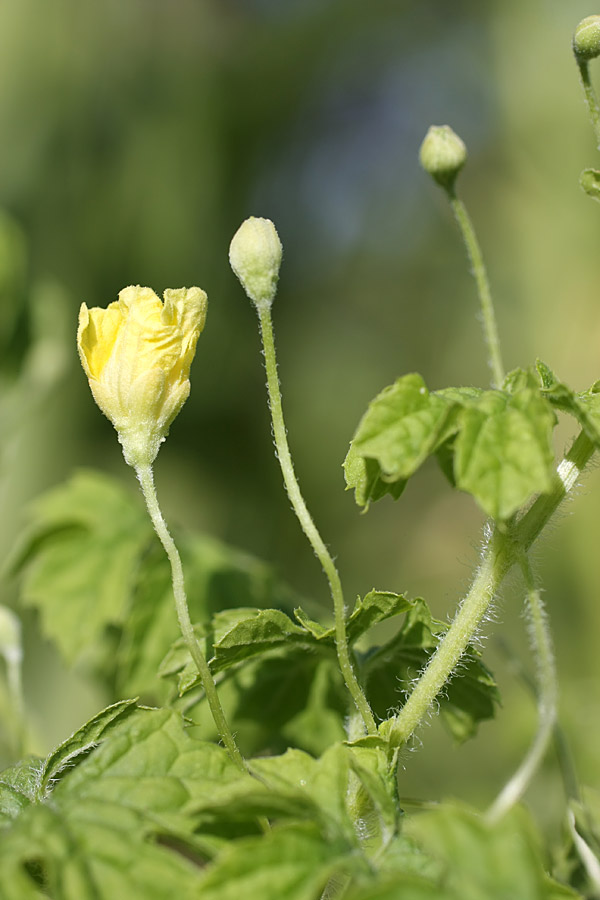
[388,528,512,749]
[256,304,377,736]
[388,429,594,749]
[577,59,600,149]
[486,553,557,823]
[448,190,504,388]
[136,464,246,771]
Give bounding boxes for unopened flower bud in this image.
[419,125,467,190]
[573,15,600,61]
[229,217,282,309]
[78,285,207,467]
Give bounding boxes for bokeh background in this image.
[0,0,599,836]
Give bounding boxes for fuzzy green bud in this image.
[573,15,600,61]
[419,125,467,190]
[229,217,282,309]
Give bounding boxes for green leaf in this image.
[406,803,580,899]
[365,599,499,743]
[119,533,300,697]
[344,744,402,861]
[0,756,44,827]
[346,876,447,899]
[0,705,251,898]
[294,591,412,647]
[348,372,559,520]
[160,591,412,756]
[453,386,556,520]
[580,167,600,203]
[159,607,315,689]
[343,441,406,509]
[347,374,460,493]
[536,360,600,448]
[195,822,360,900]
[211,608,310,672]
[251,745,354,839]
[501,367,540,394]
[0,799,206,899]
[164,649,348,758]
[346,591,413,645]
[39,699,138,798]
[8,470,152,664]
[55,707,245,821]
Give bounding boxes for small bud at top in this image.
[229,217,282,309]
[573,15,600,61]
[419,125,467,190]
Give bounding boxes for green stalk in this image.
[448,188,505,388]
[486,552,557,822]
[388,428,594,749]
[136,464,246,771]
[256,305,377,736]
[388,527,511,748]
[577,59,600,148]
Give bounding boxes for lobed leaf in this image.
[294,590,412,647]
[536,360,600,448]
[345,374,461,508]
[115,534,302,697]
[163,649,348,758]
[347,371,558,520]
[343,442,406,509]
[406,804,580,900]
[7,470,152,665]
[194,822,360,900]
[453,387,556,520]
[0,704,251,897]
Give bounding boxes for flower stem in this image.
[387,428,595,749]
[577,59,600,149]
[135,464,246,771]
[256,304,377,736]
[447,189,504,388]
[486,552,557,823]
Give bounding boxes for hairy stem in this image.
[448,189,505,388]
[388,429,594,749]
[577,59,600,149]
[388,527,511,748]
[256,304,377,735]
[136,464,246,771]
[486,553,557,823]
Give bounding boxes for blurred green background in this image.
[0,0,599,835]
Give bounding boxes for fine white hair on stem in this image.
[486,552,557,824]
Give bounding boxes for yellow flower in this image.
[78,285,207,467]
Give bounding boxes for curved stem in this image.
[577,59,600,149]
[388,528,512,748]
[256,305,377,736]
[135,464,246,771]
[486,552,557,823]
[494,637,581,806]
[388,428,595,749]
[448,189,504,388]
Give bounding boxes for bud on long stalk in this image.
[229,217,282,309]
